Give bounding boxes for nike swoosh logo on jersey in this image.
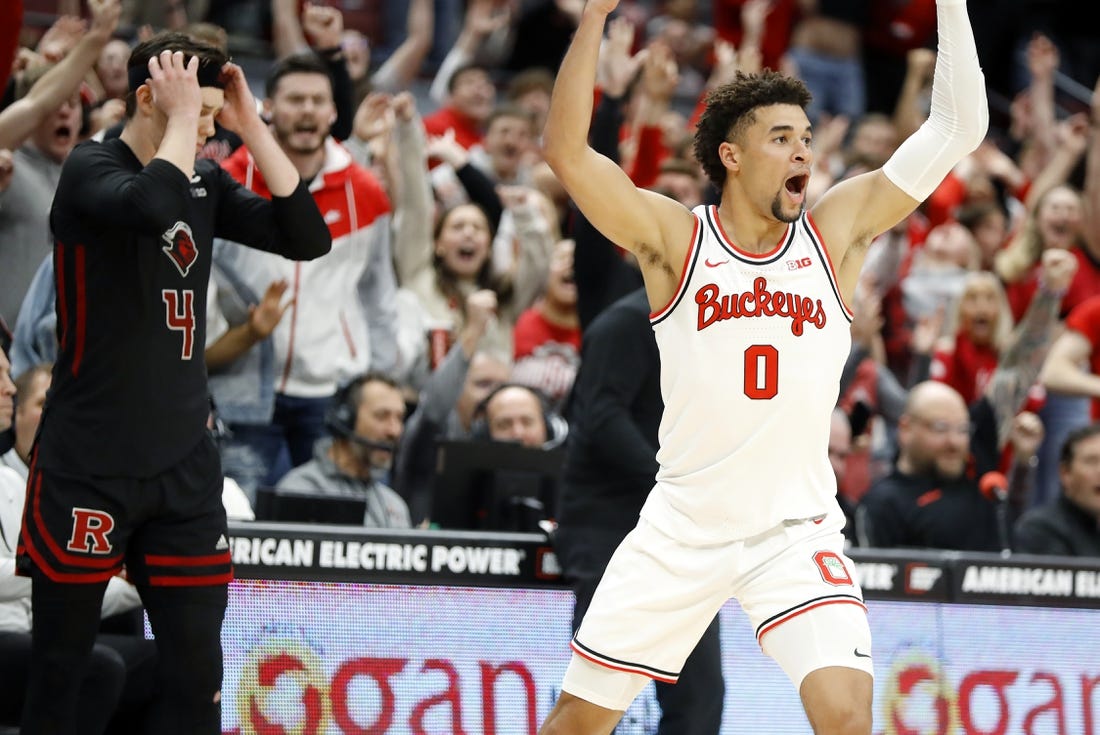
[704,258,729,268]
[854,648,872,659]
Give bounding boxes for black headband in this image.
[128,57,226,93]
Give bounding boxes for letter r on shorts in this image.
[67,508,116,554]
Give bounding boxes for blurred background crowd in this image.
[1,0,1099,563]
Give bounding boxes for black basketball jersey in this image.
[37,137,330,478]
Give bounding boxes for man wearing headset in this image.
[276,372,411,528]
[473,383,568,450]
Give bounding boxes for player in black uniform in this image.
[15,33,331,735]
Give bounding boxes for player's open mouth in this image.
[785,174,808,202]
[54,125,73,144]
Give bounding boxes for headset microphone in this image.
[345,434,396,453]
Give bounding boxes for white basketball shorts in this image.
[563,513,872,711]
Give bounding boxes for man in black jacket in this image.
[554,288,724,734]
[856,381,1041,552]
[1014,423,1100,557]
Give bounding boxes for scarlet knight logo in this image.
[161,221,199,277]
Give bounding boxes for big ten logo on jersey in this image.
[786,256,812,271]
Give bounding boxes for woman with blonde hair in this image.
[993,183,1100,320]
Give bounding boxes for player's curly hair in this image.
[692,71,812,192]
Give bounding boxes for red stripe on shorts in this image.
[144,551,231,567]
[28,470,124,569]
[148,571,234,587]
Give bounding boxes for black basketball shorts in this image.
[17,434,233,587]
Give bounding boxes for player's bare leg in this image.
[800,666,873,734]
[538,692,623,735]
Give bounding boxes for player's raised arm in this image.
[216,62,301,197]
[214,62,332,260]
[812,0,988,286]
[542,0,694,285]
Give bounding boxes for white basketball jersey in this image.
[641,205,852,542]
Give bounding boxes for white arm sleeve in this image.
[882,0,989,202]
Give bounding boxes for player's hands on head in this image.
[216,63,260,134]
[147,50,202,120]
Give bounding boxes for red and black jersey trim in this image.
[650,216,703,326]
[705,205,795,265]
[54,241,89,376]
[801,214,853,322]
[755,593,866,643]
[142,550,234,587]
[570,636,680,684]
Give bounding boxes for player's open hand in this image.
[147,50,202,120]
[36,15,85,61]
[216,62,260,134]
[248,279,293,339]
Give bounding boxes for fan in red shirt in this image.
[422,63,496,152]
[1042,294,1100,420]
[512,238,581,408]
[997,184,1100,321]
[930,272,1010,405]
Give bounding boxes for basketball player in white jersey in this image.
[539,0,987,732]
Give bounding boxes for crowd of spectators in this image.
[1,0,1099,730]
[1,0,1099,560]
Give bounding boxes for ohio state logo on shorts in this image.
[66,507,116,554]
[813,550,853,586]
